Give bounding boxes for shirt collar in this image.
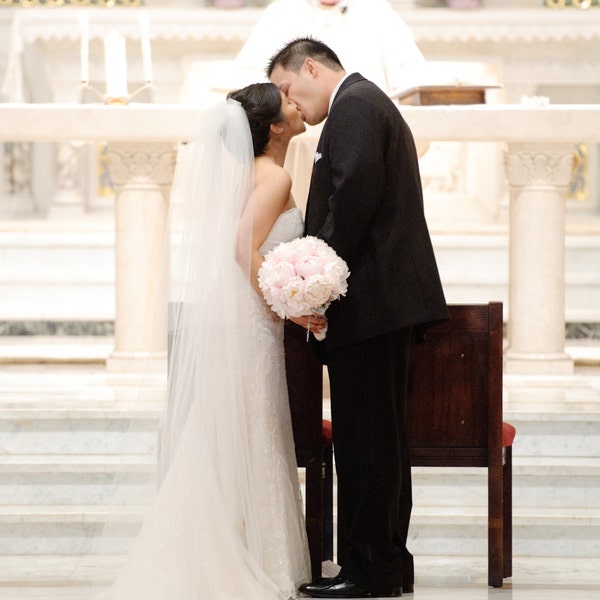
[329,73,352,113]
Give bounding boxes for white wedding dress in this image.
[101,206,309,600]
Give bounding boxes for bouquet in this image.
[258,236,350,341]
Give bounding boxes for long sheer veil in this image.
[78,99,287,599]
[162,98,256,482]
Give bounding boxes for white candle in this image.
[104,31,128,99]
[80,12,89,85]
[139,15,153,84]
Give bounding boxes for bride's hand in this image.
[290,313,327,336]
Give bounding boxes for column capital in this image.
[107,142,177,188]
[503,143,575,188]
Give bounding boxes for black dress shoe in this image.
[300,577,371,598]
[299,576,337,596]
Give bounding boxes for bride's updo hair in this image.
[227,83,283,157]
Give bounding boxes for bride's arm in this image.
[237,163,292,296]
[237,163,328,336]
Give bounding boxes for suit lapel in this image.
[305,73,366,235]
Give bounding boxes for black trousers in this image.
[327,327,415,590]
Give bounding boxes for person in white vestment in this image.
[235,0,424,96]
[101,83,326,600]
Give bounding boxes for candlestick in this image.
[139,15,153,84]
[104,31,128,100]
[80,12,89,85]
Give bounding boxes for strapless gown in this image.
[103,207,310,600]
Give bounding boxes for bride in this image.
[102,84,326,599]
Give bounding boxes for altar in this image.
[1,2,600,376]
[1,4,599,218]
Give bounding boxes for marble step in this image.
[2,403,597,458]
[431,233,600,322]
[0,454,157,505]
[0,412,597,508]
[412,458,600,510]
[511,419,600,457]
[0,452,597,559]
[407,506,600,558]
[0,364,598,563]
[1,449,596,558]
[2,227,600,321]
[503,385,600,459]
[0,502,598,558]
[0,505,143,556]
[0,407,160,456]
[0,229,115,321]
[0,554,119,591]
[1,453,596,511]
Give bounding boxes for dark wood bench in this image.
[407,302,513,587]
[286,303,514,587]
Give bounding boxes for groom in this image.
[268,38,448,598]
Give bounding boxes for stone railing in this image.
[1,102,599,375]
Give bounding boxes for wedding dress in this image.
[96,102,310,600]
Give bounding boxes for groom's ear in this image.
[303,57,318,78]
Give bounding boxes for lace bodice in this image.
[260,208,304,255]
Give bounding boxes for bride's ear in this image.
[270,123,285,136]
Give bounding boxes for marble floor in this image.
[0,555,597,599]
[0,338,599,599]
[362,555,600,600]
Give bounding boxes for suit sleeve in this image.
[316,92,388,262]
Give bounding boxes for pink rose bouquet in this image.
[258,236,350,340]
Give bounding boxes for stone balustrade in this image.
[1,102,599,374]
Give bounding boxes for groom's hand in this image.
[290,314,327,336]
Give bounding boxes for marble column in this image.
[503,143,575,375]
[105,142,177,373]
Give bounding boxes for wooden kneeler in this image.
[407,302,514,587]
[285,303,515,586]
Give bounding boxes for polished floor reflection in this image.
[316,555,600,600]
[404,555,600,599]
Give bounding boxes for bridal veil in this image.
[76,99,304,599]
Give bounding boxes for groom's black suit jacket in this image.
[305,73,448,350]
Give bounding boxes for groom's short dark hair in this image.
[266,37,344,78]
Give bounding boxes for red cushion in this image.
[322,419,333,446]
[321,419,513,448]
[502,421,516,448]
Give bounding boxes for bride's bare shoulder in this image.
[254,157,291,191]
[254,157,292,202]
